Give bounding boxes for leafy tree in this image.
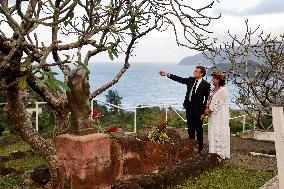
[105,90,122,114]
[205,20,283,131]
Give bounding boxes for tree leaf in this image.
[68,11,74,19]
[35,78,44,86]
[108,49,114,61]
[75,60,90,74]
[18,76,27,91]
[49,79,71,92]
[23,57,32,67]
[112,48,118,58]
[129,22,136,33]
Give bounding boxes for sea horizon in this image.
[86,63,239,109]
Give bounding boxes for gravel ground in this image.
[170,128,277,172]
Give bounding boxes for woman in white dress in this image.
[205,72,230,159]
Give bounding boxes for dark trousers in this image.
[186,110,204,152]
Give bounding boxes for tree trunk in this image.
[4,87,59,188]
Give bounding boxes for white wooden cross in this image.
[272,107,284,189]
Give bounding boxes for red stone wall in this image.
[55,133,198,189]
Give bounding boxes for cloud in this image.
[220,0,284,16]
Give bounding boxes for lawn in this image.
[168,164,274,189]
[0,132,45,189]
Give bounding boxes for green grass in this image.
[5,154,45,170]
[0,173,23,189]
[168,165,274,189]
[1,131,22,142]
[0,141,31,156]
[0,136,45,188]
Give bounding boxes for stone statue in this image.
[66,68,96,135]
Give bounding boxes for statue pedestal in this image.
[56,133,112,189]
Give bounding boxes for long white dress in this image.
[208,86,230,159]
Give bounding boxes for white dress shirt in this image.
[189,78,203,102]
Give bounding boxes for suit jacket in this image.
[169,74,211,117]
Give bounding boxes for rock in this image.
[22,169,33,181]
[23,178,35,186]
[30,165,51,185]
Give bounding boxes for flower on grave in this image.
[106,127,121,132]
[92,108,102,119]
[147,112,170,143]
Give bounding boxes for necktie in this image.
[190,80,198,101]
[192,80,198,95]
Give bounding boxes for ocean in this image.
[87,63,238,109]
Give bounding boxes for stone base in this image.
[56,133,113,189]
[55,132,198,189]
[78,128,99,136]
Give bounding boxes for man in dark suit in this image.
[159,66,210,153]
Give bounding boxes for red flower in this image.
[106,127,121,132]
[92,108,102,119]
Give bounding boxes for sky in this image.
[127,0,284,64]
[4,0,284,64]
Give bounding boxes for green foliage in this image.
[108,133,118,139]
[230,108,242,117]
[18,76,27,91]
[129,9,142,33]
[92,92,135,132]
[63,11,75,27]
[20,57,71,92]
[136,107,160,129]
[105,90,122,114]
[230,119,244,134]
[107,42,119,61]
[5,154,45,170]
[0,92,7,103]
[0,92,10,134]
[0,139,45,188]
[259,116,272,130]
[0,110,8,135]
[73,60,90,74]
[148,129,170,144]
[229,109,244,134]
[168,165,274,189]
[37,106,55,138]
[0,132,21,143]
[35,71,71,92]
[0,173,23,189]
[0,141,31,156]
[167,111,187,128]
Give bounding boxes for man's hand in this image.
[200,114,206,120]
[159,70,169,77]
